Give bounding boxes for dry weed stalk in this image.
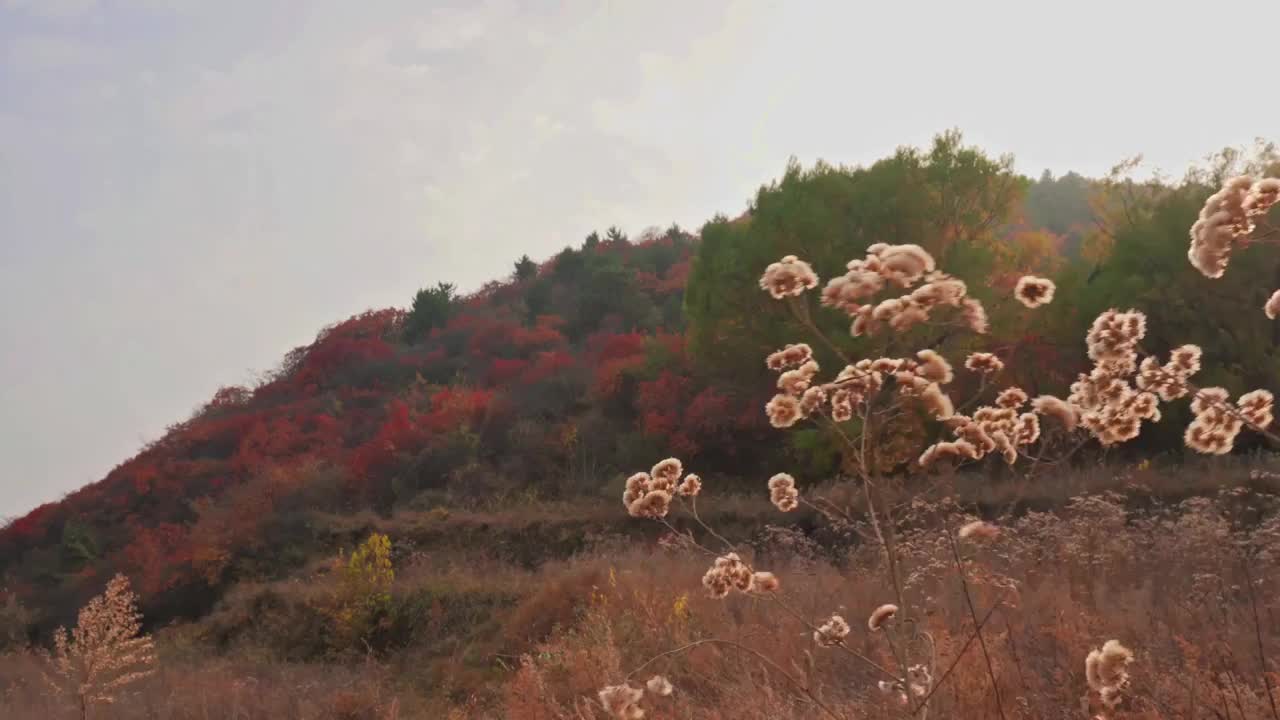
[43,573,156,719]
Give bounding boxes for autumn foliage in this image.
[1,134,1278,720]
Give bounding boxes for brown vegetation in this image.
[1,462,1279,717]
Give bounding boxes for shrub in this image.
[43,574,156,718]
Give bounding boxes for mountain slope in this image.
[0,226,780,635]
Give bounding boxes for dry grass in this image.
[500,478,1280,719]
[3,464,1280,719]
[0,651,410,720]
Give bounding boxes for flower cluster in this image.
[759,255,819,299]
[1013,275,1056,308]
[702,552,778,598]
[958,520,1000,540]
[777,360,820,396]
[622,458,701,518]
[877,664,932,706]
[768,349,965,430]
[1068,310,1160,445]
[807,244,988,336]
[765,342,814,371]
[768,473,799,512]
[1031,394,1079,431]
[964,352,1004,374]
[1135,344,1200,402]
[1182,387,1273,455]
[813,614,850,647]
[1085,640,1134,710]
[1184,388,1240,455]
[1189,176,1279,279]
[1237,389,1275,428]
[919,388,1038,468]
[598,676,674,719]
[909,665,933,699]
[598,685,643,719]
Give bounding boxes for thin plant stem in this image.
[1241,557,1280,720]
[687,495,738,554]
[768,594,901,683]
[662,513,900,684]
[945,529,1008,720]
[622,638,846,720]
[912,598,1003,714]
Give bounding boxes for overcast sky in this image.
[2,0,1278,518]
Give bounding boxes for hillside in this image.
[6,132,1277,635]
[5,133,1280,718]
[0,223,773,630]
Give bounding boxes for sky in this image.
[2,0,1278,519]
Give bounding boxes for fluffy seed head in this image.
[1168,344,1202,375]
[958,520,1000,541]
[876,244,936,287]
[628,490,672,519]
[760,255,820,299]
[646,675,673,697]
[1267,290,1280,320]
[1014,412,1041,445]
[996,387,1029,410]
[766,343,814,371]
[920,383,955,420]
[1031,395,1079,431]
[964,352,1004,374]
[650,458,683,488]
[676,473,702,497]
[777,368,812,395]
[748,571,780,593]
[800,385,828,415]
[1238,389,1274,429]
[814,614,851,647]
[867,604,899,631]
[1189,176,1263,278]
[598,684,645,719]
[919,439,979,467]
[915,349,954,384]
[1084,639,1135,697]
[962,297,990,334]
[1014,275,1056,308]
[769,473,800,512]
[766,394,803,428]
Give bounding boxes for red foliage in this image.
[205,385,252,411]
[285,309,404,393]
[419,389,493,434]
[520,351,576,385]
[488,358,531,386]
[3,502,59,544]
[120,521,193,595]
[184,411,258,449]
[651,331,686,359]
[400,347,447,375]
[510,316,567,353]
[231,413,342,476]
[636,371,694,441]
[593,356,646,398]
[658,259,691,294]
[348,400,427,481]
[464,315,522,359]
[587,332,648,363]
[684,388,732,436]
[2,244,755,614]
[633,271,661,294]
